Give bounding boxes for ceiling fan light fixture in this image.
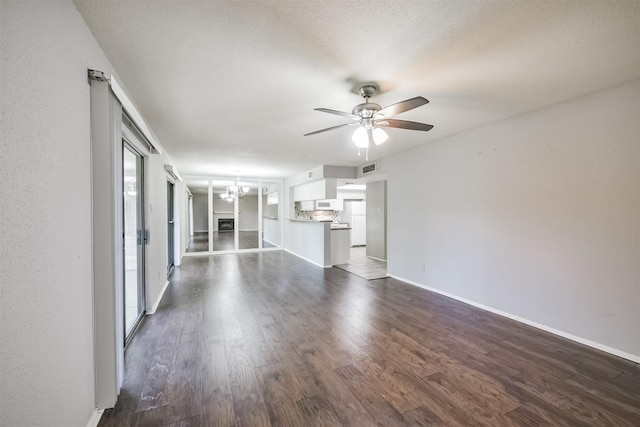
[352,126,369,148]
[373,127,388,145]
[242,186,250,193]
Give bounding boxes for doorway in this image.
[123,143,145,344]
[334,180,388,280]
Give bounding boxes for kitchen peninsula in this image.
[287,219,350,267]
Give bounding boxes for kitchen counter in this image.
[286,219,350,267]
[330,228,350,265]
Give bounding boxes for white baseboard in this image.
[284,249,331,268]
[147,280,170,314]
[263,238,276,246]
[85,409,103,427]
[389,274,640,363]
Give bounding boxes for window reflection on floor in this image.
[186,230,276,252]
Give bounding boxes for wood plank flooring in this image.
[99,251,639,426]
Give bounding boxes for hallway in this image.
[99,252,639,426]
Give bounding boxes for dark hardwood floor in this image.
[99,251,640,426]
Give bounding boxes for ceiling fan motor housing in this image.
[352,102,381,118]
[358,84,377,99]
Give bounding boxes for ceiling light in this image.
[372,128,388,145]
[219,182,249,203]
[352,127,369,148]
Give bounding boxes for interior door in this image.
[123,143,145,344]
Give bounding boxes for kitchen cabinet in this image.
[293,179,337,201]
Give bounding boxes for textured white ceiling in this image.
[74,0,640,179]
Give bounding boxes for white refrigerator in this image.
[345,201,366,246]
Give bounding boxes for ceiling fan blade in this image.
[314,108,359,120]
[375,118,434,131]
[304,122,358,136]
[375,96,429,118]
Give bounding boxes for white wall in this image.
[379,80,640,360]
[366,181,387,260]
[238,194,259,230]
[192,193,208,232]
[286,221,331,267]
[263,218,281,246]
[1,1,109,425]
[145,153,183,311]
[1,2,185,424]
[262,195,278,218]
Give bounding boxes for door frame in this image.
[122,141,146,346]
[167,180,175,274]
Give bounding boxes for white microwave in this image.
[316,199,344,211]
[316,200,335,210]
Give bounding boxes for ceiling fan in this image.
[304,84,433,159]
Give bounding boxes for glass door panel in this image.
[167,181,174,273]
[185,178,209,252]
[212,179,236,251]
[238,181,259,249]
[123,144,145,342]
[261,181,280,247]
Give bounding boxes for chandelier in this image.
[220,184,250,203]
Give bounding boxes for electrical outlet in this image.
[420,264,426,272]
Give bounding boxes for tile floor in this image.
[335,246,388,280]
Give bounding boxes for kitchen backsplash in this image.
[294,205,343,222]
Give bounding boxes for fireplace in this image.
[218,218,234,232]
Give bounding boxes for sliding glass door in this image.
[238,181,259,250]
[183,176,282,253]
[123,143,145,344]
[167,180,174,273]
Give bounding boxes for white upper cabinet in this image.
[292,179,337,201]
